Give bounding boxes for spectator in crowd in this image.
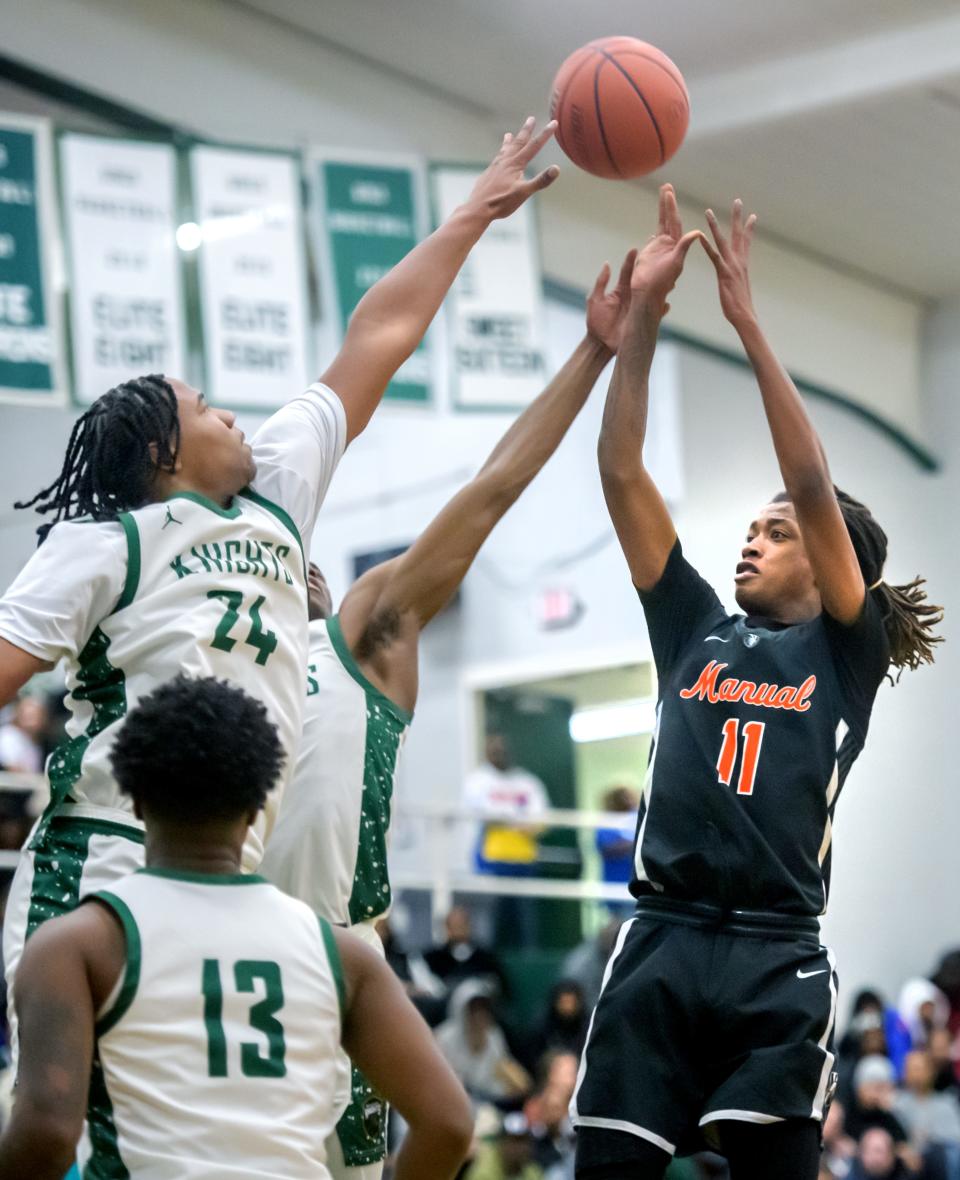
[594,785,638,918]
[899,980,951,1052]
[933,953,960,1027]
[845,1056,910,1145]
[523,1051,578,1180]
[894,1049,960,1151]
[465,732,548,876]
[376,916,447,1026]
[463,732,549,946]
[464,1112,545,1180]
[525,981,589,1068]
[821,1100,856,1177]
[847,1127,915,1180]
[436,980,531,1106]
[929,1029,960,1094]
[839,990,912,1085]
[424,905,509,1005]
[920,1141,960,1180]
[0,695,47,774]
[558,917,621,1011]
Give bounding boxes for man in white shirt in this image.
[465,732,549,873]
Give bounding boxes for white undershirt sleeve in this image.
[0,520,128,664]
[249,383,348,550]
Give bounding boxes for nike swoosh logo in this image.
[705,636,730,643]
[796,968,828,979]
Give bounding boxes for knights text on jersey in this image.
[632,541,889,916]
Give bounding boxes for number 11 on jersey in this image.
[716,719,766,796]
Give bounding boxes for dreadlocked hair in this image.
[774,488,944,681]
[14,374,180,544]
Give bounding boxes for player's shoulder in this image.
[43,515,127,547]
[31,516,129,576]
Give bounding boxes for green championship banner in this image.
[0,115,65,404]
[60,134,186,405]
[315,153,431,404]
[431,163,546,412]
[190,144,310,409]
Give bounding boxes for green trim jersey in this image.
[83,869,347,1179]
[0,385,346,867]
[262,615,412,926]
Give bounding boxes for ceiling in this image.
[233,0,960,300]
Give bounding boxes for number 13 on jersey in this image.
[716,719,766,796]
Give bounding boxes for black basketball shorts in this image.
[570,898,838,1163]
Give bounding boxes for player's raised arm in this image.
[699,201,865,624]
[337,262,625,706]
[598,184,701,591]
[0,906,116,1179]
[322,117,560,443]
[336,930,473,1180]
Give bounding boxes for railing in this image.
[0,773,635,917]
[391,802,634,927]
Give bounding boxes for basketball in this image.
[549,36,690,179]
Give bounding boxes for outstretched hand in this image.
[700,199,759,327]
[586,249,638,354]
[629,184,703,315]
[467,116,560,222]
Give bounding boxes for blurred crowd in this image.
[377,906,960,1180]
[2,699,959,1179]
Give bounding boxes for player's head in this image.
[111,675,284,830]
[734,488,942,678]
[307,563,333,621]
[15,374,255,543]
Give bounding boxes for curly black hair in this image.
[15,374,180,544]
[110,675,285,823]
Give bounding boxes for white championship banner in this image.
[60,134,185,405]
[431,163,546,411]
[0,113,65,405]
[190,144,309,408]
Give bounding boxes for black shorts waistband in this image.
[633,895,821,941]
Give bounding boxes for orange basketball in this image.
[549,36,690,179]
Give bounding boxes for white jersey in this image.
[0,385,346,867]
[262,616,411,926]
[85,869,346,1179]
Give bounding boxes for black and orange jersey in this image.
[631,541,889,916]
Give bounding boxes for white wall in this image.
[0,0,928,440]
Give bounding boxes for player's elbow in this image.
[598,461,642,501]
[597,436,641,485]
[8,1112,84,1179]
[427,1089,475,1164]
